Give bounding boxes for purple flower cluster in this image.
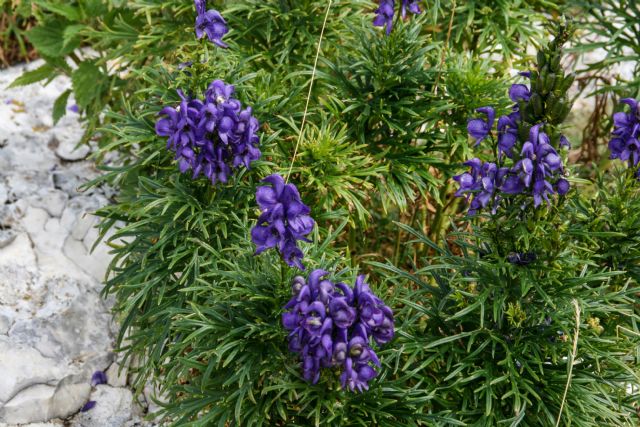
[283,271,394,392]
[251,174,315,270]
[194,0,228,48]
[453,159,501,216]
[609,98,640,179]
[155,80,261,185]
[455,78,571,215]
[373,0,421,35]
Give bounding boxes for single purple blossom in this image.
[400,0,421,18]
[67,104,79,113]
[556,178,570,195]
[509,84,531,102]
[195,9,229,48]
[467,106,495,146]
[507,252,536,266]
[373,0,395,35]
[497,111,520,158]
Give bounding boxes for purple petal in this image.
[81,401,96,412]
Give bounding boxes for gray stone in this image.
[28,189,69,218]
[0,381,90,424]
[106,362,128,388]
[72,213,96,241]
[0,229,16,249]
[8,288,113,362]
[70,386,133,427]
[63,235,110,283]
[0,307,12,334]
[0,59,147,426]
[0,340,64,405]
[54,137,90,162]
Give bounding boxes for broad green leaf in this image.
[72,62,107,109]
[26,21,80,57]
[8,63,56,88]
[52,89,71,124]
[34,0,81,21]
[63,24,86,48]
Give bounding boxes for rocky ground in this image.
[0,60,159,427]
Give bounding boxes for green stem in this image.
[430,181,452,245]
[280,258,287,288]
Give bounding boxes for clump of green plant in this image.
[17,1,640,426]
[377,23,640,425]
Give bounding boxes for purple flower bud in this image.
[556,178,570,195]
[81,401,96,412]
[251,174,314,270]
[91,371,107,387]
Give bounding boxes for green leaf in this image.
[72,62,106,109]
[26,21,80,57]
[8,63,56,88]
[63,24,86,48]
[52,89,72,124]
[34,0,81,21]
[80,0,107,17]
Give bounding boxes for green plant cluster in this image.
[10,0,640,425]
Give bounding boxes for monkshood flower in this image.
[509,84,531,102]
[194,0,228,48]
[155,80,261,185]
[400,0,422,19]
[609,98,640,177]
[467,107,495,146]
[251,174,315,270]
[373,0,421,35]
[282,271,394,392]
[453,158,505,215]
[515,124,569,206]
[373,0,395,35]
[497,111,520,158]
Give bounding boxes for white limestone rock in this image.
[0,381,90,425]
[0,59,143,426]
[28,189,69,218]
[106,362,128,388]
[70,386,133,427]
[0,229,16,249]
[54,137,90,162]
